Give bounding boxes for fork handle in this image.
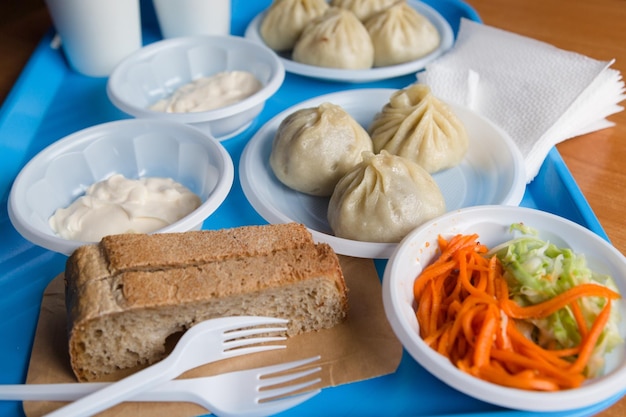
[42,355,176,417]
[0,379,198,403]
[0,383,103,402]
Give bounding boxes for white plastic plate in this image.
[382,205,626,412]
[239,89,526,259]
[244,0,454,83]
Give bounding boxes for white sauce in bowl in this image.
[49,174,201,242]
[150,71,263,113]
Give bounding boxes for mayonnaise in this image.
[150,70,263,113]
[49,174,201,242]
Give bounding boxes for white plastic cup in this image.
[152,0,231,39]
[44,0,142,77]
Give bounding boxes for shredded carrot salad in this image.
[413,233,621,391]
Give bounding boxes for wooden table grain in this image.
[1,1,624,416]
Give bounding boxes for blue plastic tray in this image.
[0,1,622,416]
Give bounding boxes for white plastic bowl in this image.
[382,205,626,412]
[8,119,234,255]
[107,35,285,140]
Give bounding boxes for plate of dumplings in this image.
[244,0,455,83]
[239,87,527,259]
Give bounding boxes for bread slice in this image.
[64,223,348,382]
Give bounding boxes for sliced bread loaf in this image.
[64,223,348,382]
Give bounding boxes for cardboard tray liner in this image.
[24,255,403,416]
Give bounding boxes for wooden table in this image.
[467,2,626,416]
[1,1,624,416]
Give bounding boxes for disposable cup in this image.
[152,0,231,39]
[44,0,142,77]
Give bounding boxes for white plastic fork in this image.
[0,356,323,417]
[43,316,288,417]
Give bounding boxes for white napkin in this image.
[417,18,626,183]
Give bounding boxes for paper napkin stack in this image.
[417,18,626,183]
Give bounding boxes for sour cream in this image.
[150,71,263,113]
[49,174,201,242]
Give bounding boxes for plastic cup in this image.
[152,0,231,39]
[44,0,142,77]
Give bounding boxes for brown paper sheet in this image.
[23,255,402,417]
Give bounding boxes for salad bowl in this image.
[382,205,626,412]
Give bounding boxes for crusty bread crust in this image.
[64,223,348,382]
[66,222,314,288]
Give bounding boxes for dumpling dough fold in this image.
[369,84,469,173]
[365,1,440,67]
[328,150,446,243]
[270,102,373,196]
[330,0,396,21]
[292,7,374,69]
[260,0,329,52]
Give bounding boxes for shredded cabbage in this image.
[487,223,623,377]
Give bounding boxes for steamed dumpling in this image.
[270,102,373,196]
[330,0,396,21]
[328,151,446,243]
[260,0,329,52]
[292,7,374,69]
[365,1,440,67]
[368,84,469,173]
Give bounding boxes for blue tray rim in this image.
[0,1,619,416]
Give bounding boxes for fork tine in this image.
[260,366,322,389]
[223,343,286,358]
[224,325,288,341]
[223,322,288,353]
[259,372,322,401]
[256,356,322,400]
[254,389,321,416]
[225,336,286,351]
